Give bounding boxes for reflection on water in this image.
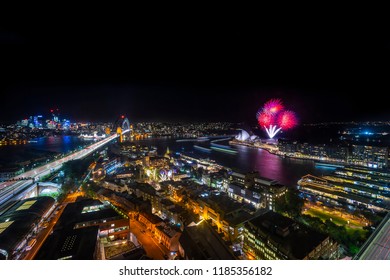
[0,136,88,165]
[136,137,333,187]
[0,136,333,188]
[27,136,85,153]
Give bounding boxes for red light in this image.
[50,109,54,113]
[121,115,125,119]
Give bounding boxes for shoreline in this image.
[230,140,347,166]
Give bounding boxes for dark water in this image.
[135,137,333,188]
[0,136,333,187]
[0,136,88,165]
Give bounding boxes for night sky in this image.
[1,24,389,124]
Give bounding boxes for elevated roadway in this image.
[0,130,128,206]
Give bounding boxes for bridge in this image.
[0,117,131,207]
[114,116,131,142]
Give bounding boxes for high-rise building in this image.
[224,171,286,210]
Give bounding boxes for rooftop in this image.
[160,199,174,207]
[35,226,99,260]
[53,199,122,231]
[156,225,180,238]
[179,220,236,260]
[140,212,163,225]
[224,209,264,227]
[0,197,55,258]
[246,211,328,259]
[131,182,156,196]
[199,193,243,215]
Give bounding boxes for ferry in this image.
[315,162,344,169]
[193,145,212,153]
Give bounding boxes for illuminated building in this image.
[149,156,170,169]
[227,183,263,208]
[0,197,55,260]
[36,199,130,260]
[138,212,163,234]
[101,158,120,175]
[128,182,159,211]
[154,198,174,216]
[235,129,250,141]
[243,211,338,260]
[277,139,349,161]
[94,187,151,218]
[298,166,390,212]
[202,172,224,189]
[154,197,186,225]
[154,224,181,252]
[350,145,388,169]
[20,119,29,127]
[225,171,286,210]
[190,193,255,242]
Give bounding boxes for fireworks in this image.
[263,99,284,115]
[257,99,298,138]
[278,110,298,130]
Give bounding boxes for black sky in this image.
[1,23,389,124]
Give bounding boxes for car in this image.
[26,239,37,251]
[41,222,49,228]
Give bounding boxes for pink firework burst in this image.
[263,98,284,115]
[257,111,274,127]
[256,98,298,139]
[278,110,298,129]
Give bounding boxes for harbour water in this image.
[0,136,89,166]
[0,136,333,187]
[136,137,333,187]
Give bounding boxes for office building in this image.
[243,211,338,260]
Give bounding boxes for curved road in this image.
[0,131,128,206]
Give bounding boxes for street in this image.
[23,192,82,260]
[130,218,169,260]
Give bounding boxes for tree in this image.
[275,189,304,218]
[62,158,94,180]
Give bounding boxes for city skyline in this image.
[2,83,390,124]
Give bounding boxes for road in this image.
[23,192,83,260]
[130,218,169,260]
[0,131,128,206]
[304,202,369,228]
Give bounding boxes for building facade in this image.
[243,211,338,260]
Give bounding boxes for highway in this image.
[0,131,128,206]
